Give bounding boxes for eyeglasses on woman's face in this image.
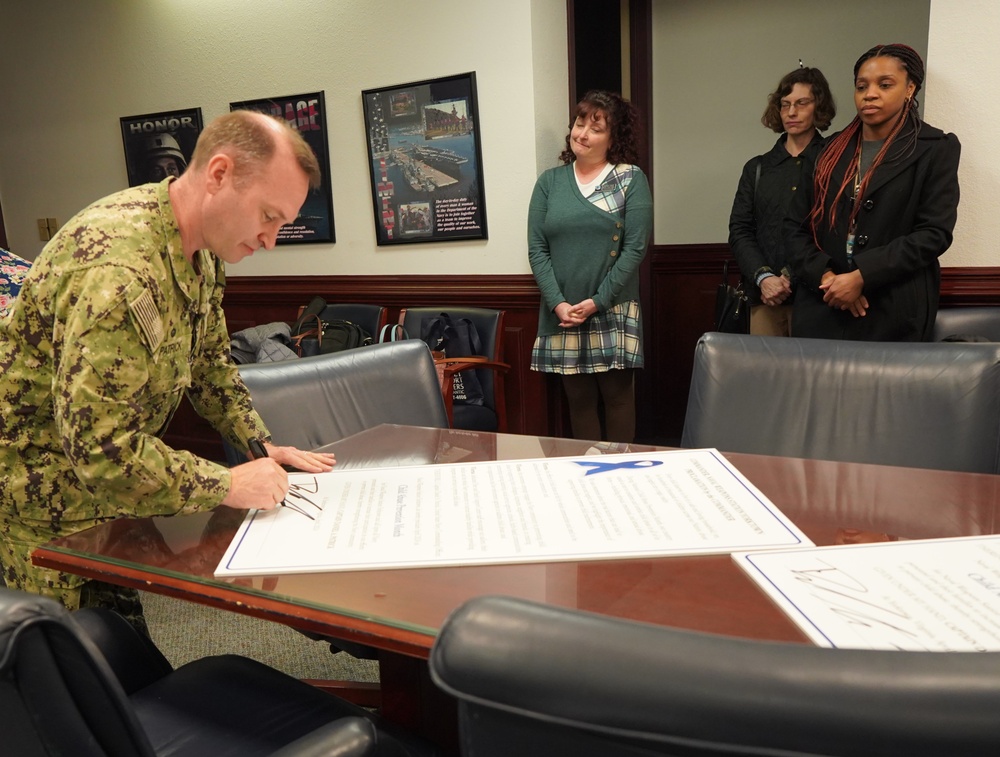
[780,97,815,112]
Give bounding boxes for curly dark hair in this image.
[761,67,836,133]
[559,90,641,165]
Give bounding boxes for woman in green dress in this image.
[527,91,653,443]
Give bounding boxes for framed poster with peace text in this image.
[120,107,203,188]
[362,72,488,245]
[229,91,335,244]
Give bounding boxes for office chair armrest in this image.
[434,356,510,370]
[437,357,510,380]
[437,357,510,426]
[267,716,376,757]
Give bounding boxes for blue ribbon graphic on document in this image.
[573,460,663,476]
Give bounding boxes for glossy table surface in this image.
[33,424,1000,659]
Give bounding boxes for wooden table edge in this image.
[32,545,437,660]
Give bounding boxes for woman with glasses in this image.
[786,44,960,341]
[728,67,835,336]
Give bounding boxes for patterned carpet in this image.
[140,590,379,682]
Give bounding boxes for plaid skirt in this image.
[531,301,643,374]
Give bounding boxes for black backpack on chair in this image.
[419,312,486,406]
[290,297,373,357]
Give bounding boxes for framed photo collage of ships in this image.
[362,72,488,245]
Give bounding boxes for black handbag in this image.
[715,260,750,334]
[290,297,373,356]
[291,314,372,356]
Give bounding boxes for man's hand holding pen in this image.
[220,439,335,511]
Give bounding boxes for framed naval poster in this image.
[362,72,488,246]
[120,107,203,188]
[229,91,336,244]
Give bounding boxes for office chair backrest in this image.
[0,589,156,757]
[399,306,506,431]
[237,339,449,452]
[399,307,504,403]
[430,595,1000,757]
[681,332,1000,473]
[318,303,388,341]
[933,306,1000,342]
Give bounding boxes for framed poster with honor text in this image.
[120,107,203,188]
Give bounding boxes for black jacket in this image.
[785,121,961,341]
[728,132,825,304]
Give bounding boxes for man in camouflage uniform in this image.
[0,111,335,626]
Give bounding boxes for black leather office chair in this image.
[681,332,1000,474]
[430,595,1000,757]
[225,339,449,466]
[398,307,509,432]
[0,587,435,757]
[319,303,389,341]
[934,306,1000,342]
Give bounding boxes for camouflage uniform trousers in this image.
[1,518,149,637]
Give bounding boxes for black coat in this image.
[785,121,961,341]
[728,133,825,305]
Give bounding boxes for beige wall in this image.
[0,1,992,270]
[925,0,1000,266]
[0,0,568,275]
[651,0,929,246]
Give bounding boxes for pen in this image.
[248,438,269,460]
[246,438,316,520]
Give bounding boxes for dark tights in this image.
[561,369,636,443]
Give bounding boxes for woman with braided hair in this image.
[786,44,960,341]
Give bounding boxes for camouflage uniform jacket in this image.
[0,178,269,604]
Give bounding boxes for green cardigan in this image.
[527,163,652,336]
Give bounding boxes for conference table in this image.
[32,424,1000,753]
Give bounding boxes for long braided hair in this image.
[809,44,925,243]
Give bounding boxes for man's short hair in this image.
[190,110,322,189]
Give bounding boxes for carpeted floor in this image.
[140,590,379,682]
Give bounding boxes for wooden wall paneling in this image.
[500,318,531,435]
[163,275,556,457]
[939,266,1000,305]
[163,265,1000,459]
[220,273,552,435]
[643,244,730,443]
[645,248,1000,444]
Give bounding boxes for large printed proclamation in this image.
[215,449,811,577]
[736,535,1000,651]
